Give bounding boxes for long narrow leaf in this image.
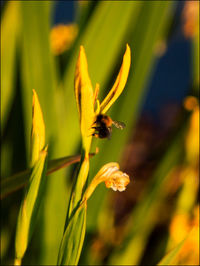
[18,3,79,263]
[57,205,87,266]
[15,147,48,263]
[1,1,20,131]
[20,1,57,153]
[1,152,96,199]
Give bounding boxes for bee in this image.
[92,114,126,139]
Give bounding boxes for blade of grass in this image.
[19,2,70,264]
[20,1,57,154]
[57,205,87,266]
[1,152,97,199]
[1,1,20,131]
[15,147,48,264]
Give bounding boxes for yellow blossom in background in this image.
[169,205,199,265]
[154,40,167,57]
[182,1,199,38]
[179,166,199,212]
[50,24,78,55]
[183,95,199,111]
[170,213,190,244]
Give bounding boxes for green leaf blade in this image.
[57,205,87,266]
[1,1,20,131]
[1,152,97,199]
[15,148,48,261]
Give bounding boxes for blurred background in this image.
[1,1,199,265]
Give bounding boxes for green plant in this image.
[1,1,199,266]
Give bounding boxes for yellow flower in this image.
[73,45,131,209]
[169,205,199,265]
[75,44,131,154]
[170,213,190,243]
[82,162,130,203]
[50,24,78,55]
[182,1,199,38]
[59,45,131,265]
[183,95,198,111]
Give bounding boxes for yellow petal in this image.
[75,46,94,155]
[93,83,99,106]
[30,90,45,167]
[100,44,131,114]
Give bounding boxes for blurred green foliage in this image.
[1,1,199,265]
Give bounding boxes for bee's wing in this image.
[112,120,126,130]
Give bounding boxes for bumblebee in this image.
[92,114,125,139]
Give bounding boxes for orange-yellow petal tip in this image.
[126,43,131,54]
[125,43,131,66]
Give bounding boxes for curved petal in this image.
[74,46,94,155]
[100,44,131,114]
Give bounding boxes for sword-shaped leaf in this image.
[15,148,48,265]
[57,204,87,266]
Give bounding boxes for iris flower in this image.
[72,44,131,209]
[75,44,131,157]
